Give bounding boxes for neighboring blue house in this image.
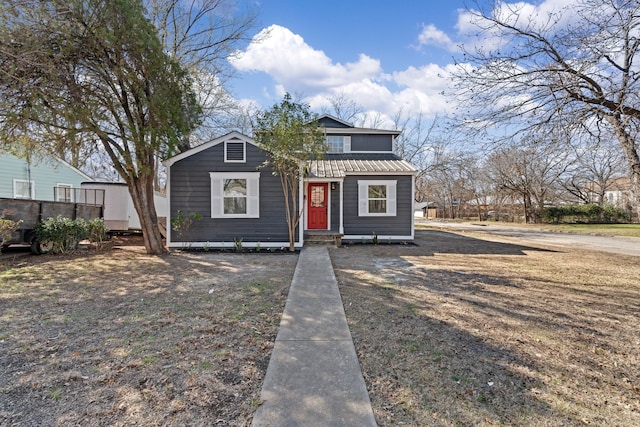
[163,115,416,248]
[0,152,92,202]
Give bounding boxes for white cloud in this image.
[226,0,607,131]
[496,0,583,29]
[416,24,459,52]
[391,64,458,116]
[230,25,381,91]
[455,0,584,51]
[230,25,462,122]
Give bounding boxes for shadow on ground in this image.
[330,229,639,426]
[0,248,297,426]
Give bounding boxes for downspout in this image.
[27,154,33,199]
[339,179,344,234]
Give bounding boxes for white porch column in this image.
[339,180,344,234]
[298,163,305,245]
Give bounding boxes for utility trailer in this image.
[0,193,104,254]
[80,182,166,234]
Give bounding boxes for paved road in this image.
[421,220,640,257]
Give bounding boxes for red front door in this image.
[308,183,328,229]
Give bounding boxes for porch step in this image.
[305,232,343,247]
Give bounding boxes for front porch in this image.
[304,230,343,246]
[304,179,344,235]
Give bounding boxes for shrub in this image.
[36,216,108,254]
[0,218,22,252]
[234,237,243,251]
[541,204,629,224]
[171,210,202,242]
[86,218,109,248]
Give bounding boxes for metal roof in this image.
[308,153,416,178]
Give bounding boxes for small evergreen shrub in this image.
[171,210,202,245]
[36,216,108,254]
[86,218,109,247]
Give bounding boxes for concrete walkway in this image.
[252,246,377,427]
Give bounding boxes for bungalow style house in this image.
[163,115,417,248]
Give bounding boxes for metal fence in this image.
[53,187,106,206]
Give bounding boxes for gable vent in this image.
[225,141,245,162]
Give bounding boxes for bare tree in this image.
[320,92,366,125]
[0,0,258,254]
[253,94,327,251]
[486,137,572,223]
[148,0,258,142]
[456,0,640,220]
[392,113,452,187]
[562,129,627,204]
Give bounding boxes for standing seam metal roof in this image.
[308,158,416,178]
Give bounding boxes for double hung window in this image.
[210,172,259,218]
[13,179,34,199]
[326,136,351,153]
[358,180,397,216]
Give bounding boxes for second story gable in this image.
[317,115,401,154]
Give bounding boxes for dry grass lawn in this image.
[331,230,640,426]
[2,230,639,426]
[0,243,297,426]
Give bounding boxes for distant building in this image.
[586,177,634,211]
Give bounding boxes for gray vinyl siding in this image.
[350,134,393,152]
[169,143,292,243]
[319,117,350,128]
[342,175,413,237]
[330,183,340,232]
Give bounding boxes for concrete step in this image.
[304,233,342,246]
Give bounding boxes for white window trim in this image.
[210,172,260,218]
[358,180,397,217]
[224,141,246,163]
[326,135,351,153]
[56,183,73,202]
[13,179,35,199]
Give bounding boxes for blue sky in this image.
[254,0,467,68]
[227,0,573,126]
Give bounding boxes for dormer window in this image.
[225,140,246,163]
[326,136,351,153]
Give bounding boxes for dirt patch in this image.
[330,229,640,426]
[0,245,297,426]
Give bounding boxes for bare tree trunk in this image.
[631,173,640,222]
[288,177,297,252]
[523,192,535,223]
[128,175,165,255]
[280,172,298,252]
[609,117,640,221]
